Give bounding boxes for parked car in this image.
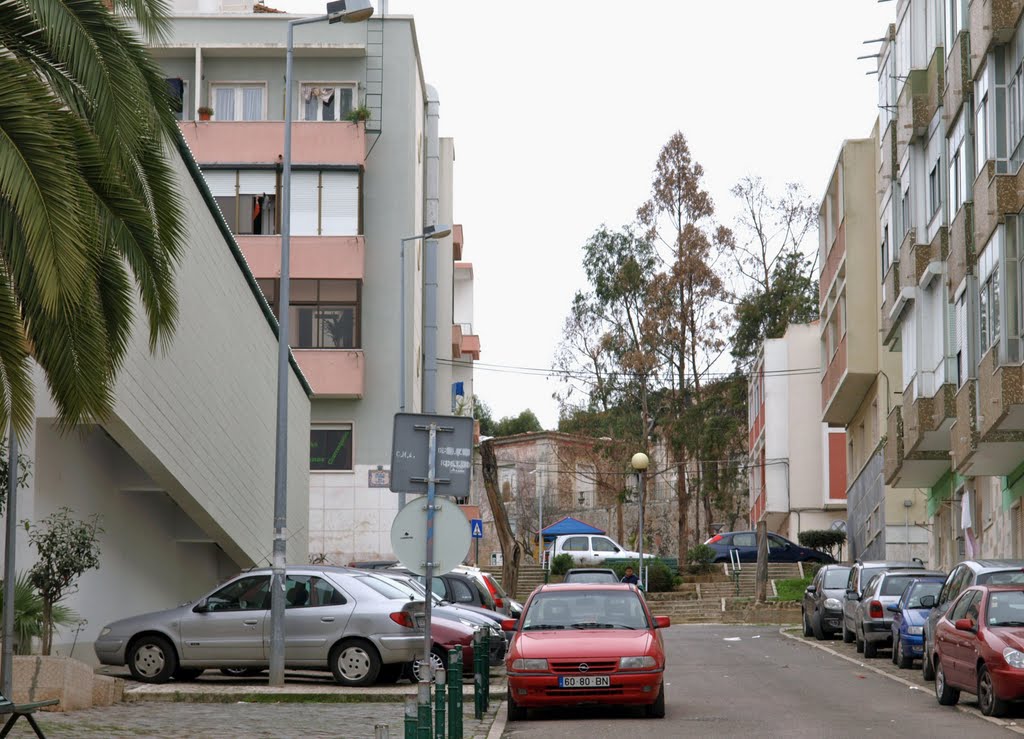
[563,568,619,585]
[921,559,1024,681]
[852,569,944,658]
[704,531,835,564]
[453,565,515,616]
[408,616,478,683]
[802,564,851,640]
[889,578,944,668]
[932,584,1024,716]
[842,559,926,644]
[503,583,670,721]
[93,567,425,686]
[549,534,655,567]
[385,568,495,612]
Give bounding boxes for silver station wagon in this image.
[94,566,425,686]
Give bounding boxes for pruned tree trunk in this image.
[481,439,521,598]
[676,455,689,565]
[42,600,53,655]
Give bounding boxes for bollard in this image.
[417,680,432,739]
[375,725,390,739]
[473,629,483,720]
[404,695,418,739]
[448,646,463,739]
[481,629,490,711]
[435,667,446,738]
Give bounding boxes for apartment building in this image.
[867,0,1024,568]
[817,128,930,562]
[748,323,848,545]
[143,0,478,562]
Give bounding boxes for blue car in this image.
[704,531,835,564]
[889,577,945,669]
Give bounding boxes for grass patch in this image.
[774,576,812,602]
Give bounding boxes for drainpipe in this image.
[423,85,440,413]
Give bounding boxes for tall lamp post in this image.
[397,224,451,510]
[270,0,374,688]
[631,452,649,591]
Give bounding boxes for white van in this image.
[550,534,654,566]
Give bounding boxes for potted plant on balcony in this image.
[197,105,213,121]
[345,105,371,123]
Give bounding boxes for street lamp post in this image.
[631,452,649,591]
[270,0,373,688]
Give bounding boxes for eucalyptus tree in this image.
[0,0,185,435]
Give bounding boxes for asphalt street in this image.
[502,624,1022,738]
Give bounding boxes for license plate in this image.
[558,675,610,688]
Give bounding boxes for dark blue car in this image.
[704,531,835,564]
[889,577,945,669]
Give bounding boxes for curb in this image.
[779,627,1024,735]
[487,701,507,739]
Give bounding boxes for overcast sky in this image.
[279,0,894,428]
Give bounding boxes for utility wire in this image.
[438,357,821,381]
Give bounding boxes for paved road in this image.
[502,624,1021,738]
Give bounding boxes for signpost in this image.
[390,413,473,736]
[470,518,482,567]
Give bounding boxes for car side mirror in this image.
[955,618,976,632]
[654,616,671,629]
[500,618,518,631]
[920,595,936,608]
[805,585,817,594]
[845,590,859,601]
[887,604,899,613]
[192,598,209,613]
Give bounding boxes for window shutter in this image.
[320,172,359,235]
[238,170,276,194]
[290,172,319,236]
[956,295,967,385]
[203,170,237,197]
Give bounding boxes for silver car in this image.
[94,566,425,686]
[853,569,945,658]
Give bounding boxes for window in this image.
[563,536,589,552]
[955,291,968,385]
[576,464,596,508]
[880,225,890,276]
[206,575,270,611]
[204,170,279,235]
[767,535,787,551]
[945,0,963,52]
[592,537,618,553]
[289,171,360,236]
[210,83,265,121]
[310,425,353,471]
[310,577,346,606]
[901,183,912,239]
[947,113,969,217]
[258,278,361,349]
[286,575,344,607]
[450,578,475,604]
[950,590,980,621]
[301,83,356,121]
[978,235,1002,357]
[732,533,756,547]
[928,162,941,218]
[165,78,188,121]
[976,67,989,175]
[499,467,517,501]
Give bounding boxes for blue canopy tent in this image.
[539,516,605,543]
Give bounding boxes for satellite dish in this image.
[391,498,471,576]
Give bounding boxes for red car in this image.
[933,584,1024,716]
[502,583,670,721]
[406,617,477,683]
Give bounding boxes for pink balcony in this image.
[460,334,481,360]
[820,220,845,306]
[452,324,463,358]
[237,235,364,280]
[179,121,365,167]
[453,224,464,260]
[292,350,364,398]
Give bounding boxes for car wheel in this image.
[863,639,877,659]
[330,639,382,687]
[812,613,826,641]
[934,660,960,706]
[978,665,1009,717]
[802,611,813,638]
[921,641,935,681]
[411,648,447,684]
[891,636,899,665]
[896,638,914,669]
[508,693,528,722]
[219,667,264,678]
[842,622,855,644]
[855,627,864,653]
[173,667,204,681]
[128,635,178,684]
[645,681,666,718]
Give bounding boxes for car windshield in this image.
[905,581,942,608]
[521,590,649,630]
[565,572,617,584]
[880,575,918,596]
[987,590,1024,626]
[979,570,1024,586]
[823,568,851,589]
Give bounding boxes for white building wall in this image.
[763,338,789,514]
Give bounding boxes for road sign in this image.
[390,413,474,496]
[391,498,471,576]
[470,518,483,539]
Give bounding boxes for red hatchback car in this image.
[502,583,670,721]
[933,584,1024,716]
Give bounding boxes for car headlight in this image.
[824,598,841,610]
[511,658,548,671]
[906,626,923,635]
[1004,648,1024,669]
[99,627,111,638]
[618,656,657,670]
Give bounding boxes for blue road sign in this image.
[470,518,483,539]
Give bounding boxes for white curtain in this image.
[242,87,263,121]
[214,87,234,121]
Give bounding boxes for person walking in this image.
[621,566,639,585]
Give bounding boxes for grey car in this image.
[852,569,944,658]
[842,559,925,644]
[563,568,620,584]
[801,564,850,640]
[94,566,425,686]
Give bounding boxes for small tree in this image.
[24,508,103,655]
[797,530,847,562]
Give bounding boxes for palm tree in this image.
[0,0,185,435]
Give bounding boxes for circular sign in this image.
[390,497,471,576]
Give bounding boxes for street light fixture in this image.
[631,452,649,591]
[270,0,373,688]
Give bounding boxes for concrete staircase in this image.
[484,564,547,601]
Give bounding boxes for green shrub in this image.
[775,576,813,602]
[686,544,716,573]
[550,553,574,576]
[797,530,846,561]
[609,559,674,593]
